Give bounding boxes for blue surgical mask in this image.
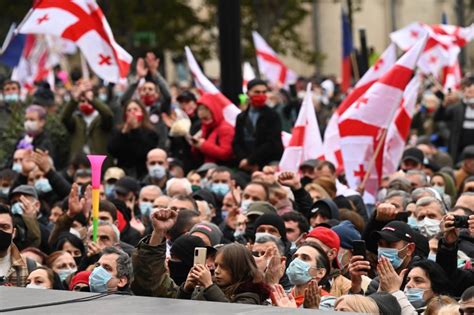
[210,183,229,197]
[89,266,112,293]
[35,178,52,194]
[98,93,108,102]
[4,94,19,103]
[428,252,436,262]
[11,202,23,215]
[57,268,77,282]
[105,184,115,198]
[407,216,418,230]
[12,163,22,173]
[139,202,153,217]
[255,232,277,242]
[377,247,404,269]
[404,287,425,304]
[286,258,315,285]
[233,230,245,239]
[0,187,9,197]
[149,165,166,179]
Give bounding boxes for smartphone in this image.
[352,240,367,260]
[395,212,410,222]
[194,247,207,266]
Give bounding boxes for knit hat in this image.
[170,234,207,267]
[69,271,91,290]
[247,78,268,92]
[32,84,55,107]
[369,292,402,315]
[189,222,223,246]
[331,220,361,249]
[254,214,287,241]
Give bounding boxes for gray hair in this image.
[102,246,132,282]
[98,220,120,242]
[384,190,411,210]
[406,170,429,186]
[411,187,436,202]
[255,234,285,256]
[415,196,446,215]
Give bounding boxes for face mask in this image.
[286,258,315,285]
[290,242,297,251]
[149,164,166,179]
[255,232,278,242]
[26,283,47,289]
[428,252,436,262]
[233,230,245,239]
[0,187,9,198]
[79,102,95,116]
[417,218,441,239]
[11,202,23,215]
[250,94,267,108]
[0,230,12,251]
[168,260,191,286]
[35,178,53,194]
[404,287,425,304]
[210,183,229,197]
[432,185,445,195]
[191,185,201,193]
[377,247,404,269]
[24,121,40,134]
[98,93,108,102]
[139,202,153,217]
[57,268,77,282]
[89,266,112,293]
[105,184,115,198]
[464,97,474,106]
[240,199,253,213]
[407,216,418,230]
[12,163,22,173]
[4,94,19,103]
[141,94,157,106]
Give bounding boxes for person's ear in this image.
[312,267,327,281]
[280,257,287,272]
[117,276,128,289]
[407,242,416,257]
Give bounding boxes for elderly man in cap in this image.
[102,167,125,199]
[233,79,284,171]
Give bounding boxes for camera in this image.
[453,215,469,229]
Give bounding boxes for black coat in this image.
[434,102,467,163]
[232,106,283,168]
[108,127,159,179]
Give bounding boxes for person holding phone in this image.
[108,100,159,179]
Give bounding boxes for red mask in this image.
[133,112,144,123]
[141,95,157,106]
[79,102,95,116]
[250,94,267,108]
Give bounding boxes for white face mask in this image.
[417,217,441,238]
[24,120,40,134]
[240,199,253,213]
[26,283,47,289]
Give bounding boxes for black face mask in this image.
[74,256,83,267]
[0,230,12,252]
[168,260,191,286]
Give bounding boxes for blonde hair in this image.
[437,303,460,315]
[335,295,379,314]
[425,295,458,315]
[305,183,330,200]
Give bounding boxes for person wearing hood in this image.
[190,93,235,165]
[430,171,457,205]
[308,199,340,228]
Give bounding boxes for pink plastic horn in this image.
[87,155,107,189]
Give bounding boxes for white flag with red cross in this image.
[279,83,324,172]
[242,62,256,93]
[185,46,241,126]
[324,43,397,171]
[252,31,297,88]
[18,0,132,83]
[339,36,427,195]
[383,75,421,176]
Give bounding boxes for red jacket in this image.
[194,93,235,163]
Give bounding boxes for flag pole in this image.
[350,52,360,81]
[80,52,90,80]
[358,128,388,192]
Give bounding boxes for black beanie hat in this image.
[254,214,287,241]
[369,292,402,315]
[247,78,268,92]
[170,234,207,267]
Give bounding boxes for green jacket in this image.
[131,236,179,298]
[60,98,114,163]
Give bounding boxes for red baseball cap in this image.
[69,271,91,291]
[306,227,341,268]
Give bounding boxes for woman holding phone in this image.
[108,100,159,178]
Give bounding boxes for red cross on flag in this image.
[252,31,297,88]
[338,36,427,196]
[279,83,324,172]
[185,46,241,126]
[383,75,421,176]
[323,43,397,171]
[17,0,132,83]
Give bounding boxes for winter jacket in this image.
[108,127,159,179]
[233,106,283,168]
[14,130,54,157]
[193,94,235,164]
[61,98,114,164]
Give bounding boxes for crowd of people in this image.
[0,51,473,314]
